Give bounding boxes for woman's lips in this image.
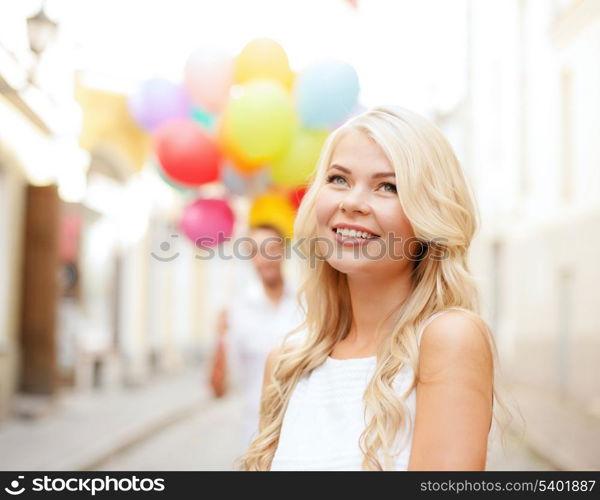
[332,228,380,246]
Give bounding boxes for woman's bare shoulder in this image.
[419,309,492,381]
[409,310,493,470]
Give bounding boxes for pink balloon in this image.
[184,48,233,113]
[180,198,234,246]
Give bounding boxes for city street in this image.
[97,393,555,471]
[0,367,558,472]
[97,393,247,471]
[1,0,598,477]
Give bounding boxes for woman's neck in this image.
[342,268,413,354]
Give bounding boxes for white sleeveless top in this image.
[270,309,456,471]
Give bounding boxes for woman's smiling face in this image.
[315,129,417,276]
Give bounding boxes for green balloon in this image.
[191,106,216,131]
[224,79,296,164]
[270,128,329,187]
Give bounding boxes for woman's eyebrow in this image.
[328,164,395,179]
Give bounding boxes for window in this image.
[557,269,573,397]
[560,68,574,203]
[490,239,503,333]
[518,0,530,197]
[0,165,8,349]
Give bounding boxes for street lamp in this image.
[26,4,58,57]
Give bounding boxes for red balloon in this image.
[155,120,221,186]
[288,186,307,210]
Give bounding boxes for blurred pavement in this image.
[1,366,595,471]
[97,393,246,471]
[0,368,209,471]
[506,385,600,471]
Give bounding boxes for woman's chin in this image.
[325,256,380,276]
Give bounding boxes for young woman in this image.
[240,106,509,471]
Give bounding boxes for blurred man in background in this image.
[209,224,304,446]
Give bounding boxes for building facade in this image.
[467,0,600,412]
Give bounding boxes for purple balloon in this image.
[180,198,235,247]
[128,78,191,132]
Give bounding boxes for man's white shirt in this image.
[224,278,305,445]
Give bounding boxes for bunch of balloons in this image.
[128,38,361,245]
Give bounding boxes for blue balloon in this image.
[249,168,272,196]
[296,61,360,129]
[221,164,271,197]
[221,164,247,196]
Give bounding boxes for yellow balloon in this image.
[234,38,294,89]
[217,112,264,174]
[223,79,296,165]
[270,128,329,187]
[248,192,296,239]
[288,70,297,91]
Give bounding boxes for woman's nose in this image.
[339,186,370,214]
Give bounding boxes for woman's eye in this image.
[380,182,397,193]
[326,174,347,186]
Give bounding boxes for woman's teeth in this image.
[335,227,377,239]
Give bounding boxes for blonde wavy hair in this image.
[239,106,519,471]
